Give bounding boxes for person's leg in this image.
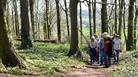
[96,50,99,63]
[116,50,120,63]
[89,52,93,64]
[91,48,96,63]
[107,54,110,66]
[113,50,117,63]
[99,50,101,64]
[108,58,111,66]
[100,51,104,65]
[107,52,112,67]
[114,50,119,63]
[89,48,93,64]
[95,49,98,63]
[103,52,108,68]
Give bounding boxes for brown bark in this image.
[13,0,20,37]
[101,0,108,33]
[123,3,127,43]
[45,0,51,39]
[126,0,136,51]
[118,0,124,36]
[43,9,47,40]
[79,2,83,44]
[29,0,35,40]
[20,0,33,49]
[114,0,118,34]
[134,6,138,49]
[64,0,70,38]
[68,0,82,57]
[88,0,92,37]
[92,0,96,33]
[55,0,61,42]
[0,0,25,68]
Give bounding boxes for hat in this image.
[102,32,109,37]
[115,34,119,37]
[91,36,95,39]
[91,36,95,40]
[103,32,108,35]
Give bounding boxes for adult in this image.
[88,36,98,64]
[98,34,105,65]
[94,34,100,62]
[103,32,114,68]
[113,34,122,64]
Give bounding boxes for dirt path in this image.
[61,64,116,77]
[60,53,124,77]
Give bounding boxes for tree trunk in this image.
[0,0,25,68]
[68,0,82,57]
[114,0,118,34]
[43,9,47,39]
[55,0,61,42]
[45,0,50,39]
[118,0,124,36]
[101,0,108,33]
[20,0,33,49]
[134,6,138,50]
[13,0,20,37]
[79,2,83,44]
[88,0,92,37]
[64,0,70,38]
[6,3,10,31]
[92,0,96,33]
[12,9,15,36]
[126,0,136,51]
[29,0,35,40]
[35,0,38,39]
[123,2,127,43]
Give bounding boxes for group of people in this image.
[88,32,122,68]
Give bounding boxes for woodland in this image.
[0,0,138,77]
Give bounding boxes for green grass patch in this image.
[0,42,87,76]
[109,50,138,77]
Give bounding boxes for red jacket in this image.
[104,41,109,52]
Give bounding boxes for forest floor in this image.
[59,62,117,77]
[0,60,119,77]
[0,42,138,77]
[0,61,118,77]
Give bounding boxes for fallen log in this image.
[15,38,57,43]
